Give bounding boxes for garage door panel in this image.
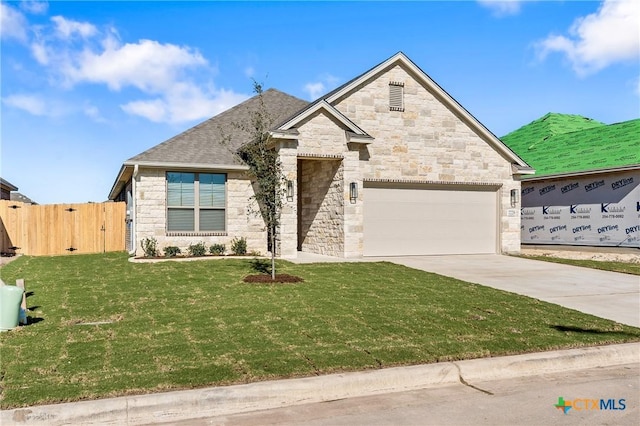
[363,187,497,256]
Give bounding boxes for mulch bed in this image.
[243,274,304,284]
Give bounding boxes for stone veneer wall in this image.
[298,159,344,256]
[330,63,522,253]
[133,168,267,256]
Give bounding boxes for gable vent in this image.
[389,82,404,112]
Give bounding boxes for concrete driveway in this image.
[370,255,640,327]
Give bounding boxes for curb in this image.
[2,342,638,425]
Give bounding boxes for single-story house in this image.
[0,178,18,200]
[10,192,37,205]
[501,113,639,248]
[109,52,533,258]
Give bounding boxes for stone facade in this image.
[132,167,267,257]
[275,62,521,257]
[298,159,344,256]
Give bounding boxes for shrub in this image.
[164,246,181,258]
[250,258,271,274]
[209,244,225,256]
[187,242,207,257]
[141,237,158,257]
[230,237,247,256]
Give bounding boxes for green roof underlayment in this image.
[501,113,640,179]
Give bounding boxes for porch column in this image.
[275,140,298,258]
[343,150,363,258]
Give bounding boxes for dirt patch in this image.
[243,274,304,284]
[521,247,639,263]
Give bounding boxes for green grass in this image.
[519,255,640,276]
[1,252,639,408]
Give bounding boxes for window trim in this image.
[166,172,227,235]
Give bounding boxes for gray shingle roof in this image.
[128,89,309,166]
[0,178,18,191]
[10,192,37,204]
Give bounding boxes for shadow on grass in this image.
[249,258,271,275]
[552,325,639,337]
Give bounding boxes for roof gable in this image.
[278,100,370,136]
[502,115,640,178]
[276,52,530,171]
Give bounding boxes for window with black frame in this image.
[166,172,226,233]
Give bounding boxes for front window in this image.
[167,172,226,233]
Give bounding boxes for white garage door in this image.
[363,185,498,256]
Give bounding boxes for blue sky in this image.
[1,0,638,204]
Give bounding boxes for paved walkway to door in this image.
[369,255,640,327]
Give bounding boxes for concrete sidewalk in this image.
[2,343,638,426]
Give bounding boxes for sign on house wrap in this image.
[521,171,640,248]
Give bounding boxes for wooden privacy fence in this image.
[0,200,126,256]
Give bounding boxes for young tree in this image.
[235,82,285,279]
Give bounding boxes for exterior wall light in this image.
[286,180,294,202]
[510,189,519,207]
[350,182,358,203]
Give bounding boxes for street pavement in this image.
[165,363,639,426]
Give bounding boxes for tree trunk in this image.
[271,224,276,280]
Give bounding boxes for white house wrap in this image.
[521,171,639,247]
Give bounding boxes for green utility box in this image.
[0,285,24,332]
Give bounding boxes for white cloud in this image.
[1,3,28,42]
[477,0,523,17]
[30,41,50,65]
[303,73,341,100]
[51,15,97,39]
[121,99,167,122]
[7,10,248,124]
[3,93,46,115]
[536,0,640,75]
[122,85,249,124]
[304,82,325,100]
[66,39,207,92]
[83,104,107,122]
[5,9,253,123]
[20,1,49,15]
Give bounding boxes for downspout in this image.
[128,164,139,256]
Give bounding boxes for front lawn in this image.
[518,254,640,276]
[1,252,638,408]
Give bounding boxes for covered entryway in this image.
[297,157,344,256]
[363,183,499,256]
